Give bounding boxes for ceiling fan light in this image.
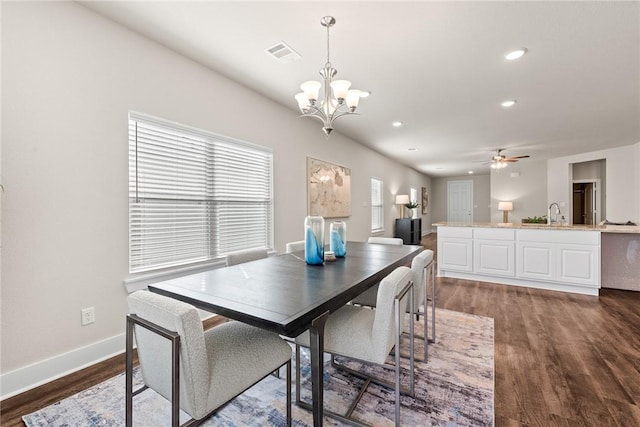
[490,160,507,169]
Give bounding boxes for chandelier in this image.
[295,16,365,136]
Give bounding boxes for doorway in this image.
[572,179,600,225]
[447,180,473,223]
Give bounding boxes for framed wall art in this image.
[307,157,351,218]
[421,187,429,214]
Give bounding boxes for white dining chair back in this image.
[285,240,305,253]
[350,237,405,307]
[367,236,404,245]
[225,247,268,266]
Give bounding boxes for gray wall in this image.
[1,2,431,397]
[491,159,548,223]
[431,174,491,226]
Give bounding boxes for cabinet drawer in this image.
[438,226,473,238]
[517,229,599,245]
[474,228,515,241]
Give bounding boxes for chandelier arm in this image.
[327,109,356,123]
[302,104,329,120]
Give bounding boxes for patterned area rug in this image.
[23,309,493,426]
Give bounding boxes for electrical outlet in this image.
[81,307,95,326]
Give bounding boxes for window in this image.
[371,178,384,232]
[129,112,273,274]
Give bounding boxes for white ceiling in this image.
[80,1,640,177]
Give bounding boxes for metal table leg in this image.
[309,311,330,427]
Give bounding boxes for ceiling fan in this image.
[485,148,530,169]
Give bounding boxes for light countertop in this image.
[433,221,640,234]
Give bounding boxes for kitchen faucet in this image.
[548,202,561,225]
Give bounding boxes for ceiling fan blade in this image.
[505,155,530,160]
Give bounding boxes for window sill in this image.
[123,259,226,293]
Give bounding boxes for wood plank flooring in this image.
[2,234,639,426]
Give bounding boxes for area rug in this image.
[23,308,494,426]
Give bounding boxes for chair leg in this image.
[295,344,301,405]
[286,359,292,427]
[431,261,436,344]
[296,347,371,427]
[125,316,134,427]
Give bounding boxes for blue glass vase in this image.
[304,216,325,265]
[329,221,347,258]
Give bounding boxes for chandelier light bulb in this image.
[301,81,322,103]
[345,90,361,110]
[295,93,311,111]
[330,80,352,101]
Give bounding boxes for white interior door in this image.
[448,180,473,223]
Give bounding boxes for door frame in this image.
[571,178,601,225]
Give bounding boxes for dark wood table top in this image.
[149,241,422,337]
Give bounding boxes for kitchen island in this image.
[434,222,640,295]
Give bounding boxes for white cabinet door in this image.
[516,242,555,281]
[557,245,599,286]
[474,240,515,277]
[439,239,473,272]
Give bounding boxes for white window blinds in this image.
[129,113,273,274]
[371,178,384,232]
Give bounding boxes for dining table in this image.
[148,240,423,426]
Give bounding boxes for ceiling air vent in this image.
[265,41,301,64]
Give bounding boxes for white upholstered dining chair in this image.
[352,238,436,361]
[285,240,305,253]
[225,247,268,266]
[350,237,403,306]
[295,266,415,426]
[126,291,292,427]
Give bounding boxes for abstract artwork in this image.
[307,157,351,218]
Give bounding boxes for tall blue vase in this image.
[329,221,347,257]
[304,216,325,265]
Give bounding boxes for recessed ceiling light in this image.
[408,147,417,151]
[501,100,517,108]
[505,48,527,60]
[392,121,403,127]
[360,90,371,98]
[468,171,474,174]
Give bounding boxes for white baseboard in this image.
[0,333,125,400]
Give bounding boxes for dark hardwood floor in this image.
[2,234,639,426]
